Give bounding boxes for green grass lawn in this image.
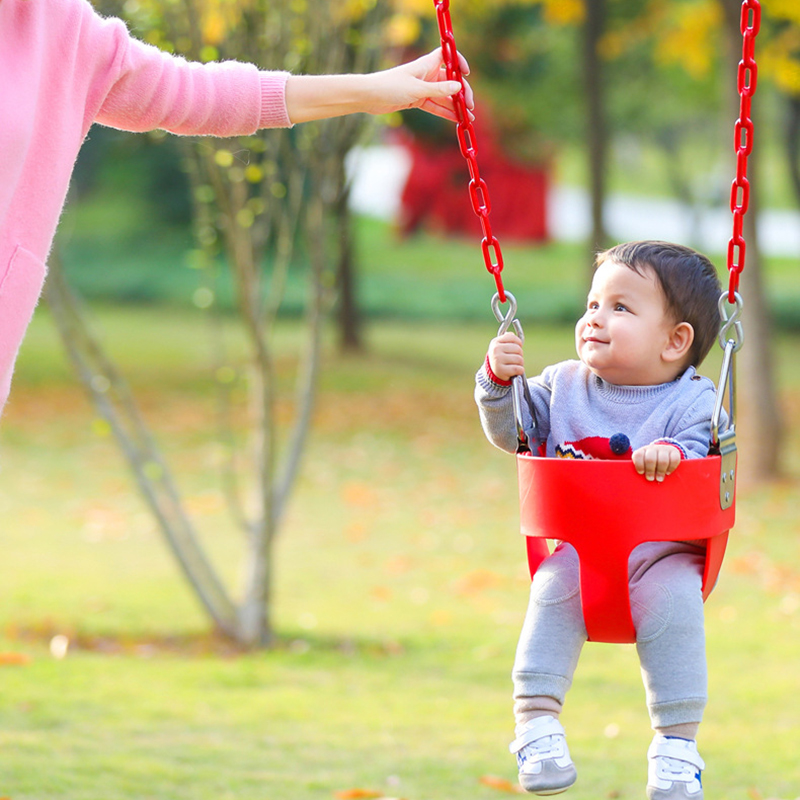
[1,304,799,800]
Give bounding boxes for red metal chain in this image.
[437,0,758,307]
[433,0,506,303]
[728,0,761,302]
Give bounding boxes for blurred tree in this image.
[584,0,608,252]
[759,1,800,205]
[73,127,193,224]
[599,1,727,245]
[48,0,386,646]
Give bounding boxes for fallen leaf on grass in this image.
[479,775,525,794]
[0,651,32,666]
[333,792,406,800]
[452,569,503,596]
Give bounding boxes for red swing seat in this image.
[518,454,735,644]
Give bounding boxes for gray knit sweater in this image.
[475,360,720,460]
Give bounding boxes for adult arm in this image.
[83,0,471,135]
[284,49,473,125]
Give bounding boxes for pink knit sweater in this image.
[0,0,292,414]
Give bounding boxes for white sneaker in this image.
[509,716,577,795]
[647,735,705,800]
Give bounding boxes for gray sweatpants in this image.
[512,540,708,730]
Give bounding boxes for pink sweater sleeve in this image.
[89,12,292,135]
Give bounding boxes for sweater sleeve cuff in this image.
[484,355,512,387]
[259,71,293,129]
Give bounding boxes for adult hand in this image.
[285,48,474,125]
[371,47,474,122]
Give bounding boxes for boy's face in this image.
[575,259,687,386]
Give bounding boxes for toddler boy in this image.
[475,241,724,799]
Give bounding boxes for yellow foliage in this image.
[653,1,721,79]
[598,3,661,62]
[389,0,582,26]
[598,30,630,61]
[331,0,378,25]
[236,208,255,229]
[195,0,256,47]
[597,0,720,79]
[391,0,436,18]
[202,9,226,47]
[386,13,423,47]
[244,164,264,184]
[539,0,584,26]
[214,149,234,168]
[761,27,800,95]
[763,0,800,25]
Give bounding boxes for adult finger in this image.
[417,93,475,123]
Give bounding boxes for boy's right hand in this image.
[487,333,525,382]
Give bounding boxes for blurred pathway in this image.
[347,145,800,258]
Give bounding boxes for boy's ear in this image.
[662,322,694,364]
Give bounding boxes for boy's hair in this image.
[596,240,722,368]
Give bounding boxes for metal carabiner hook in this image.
[711,338,736,448]
[490,292,538,453]
[717,291,744,353]
[710,292,742,510]
[491,291,524,341]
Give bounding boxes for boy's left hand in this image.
[632,444,682,482]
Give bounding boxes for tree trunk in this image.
[719,0,782,483]
[786,95,800,207]
[583,0,608,258]
[737,207,782,482]
[335,182,363,353]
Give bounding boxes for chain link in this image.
[727,0,761,302]
[434,0,507,303]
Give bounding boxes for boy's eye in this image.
[587,301,599,310]
[614,303,629,312]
